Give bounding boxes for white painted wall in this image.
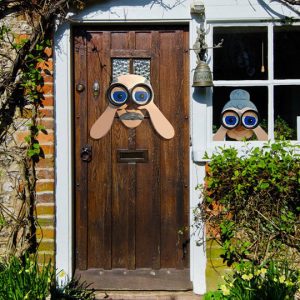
[204,0,300,21]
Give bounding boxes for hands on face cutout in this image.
[90,74,175,140]
[213,89,268,141]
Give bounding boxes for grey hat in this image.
[222,89,258,112]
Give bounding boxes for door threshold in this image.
[76,268,192,290]
[95,291,202,300]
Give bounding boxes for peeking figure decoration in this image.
[90,74,175,140]
[213,89,268,141]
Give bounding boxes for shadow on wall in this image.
[69,0,188,20]
[85,0,187,10]
[256,0,300,18]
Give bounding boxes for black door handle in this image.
[80,145,92,162]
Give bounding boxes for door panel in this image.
[74,26,190,290]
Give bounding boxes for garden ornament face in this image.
[90,74,175,140]
[213,89,268,141]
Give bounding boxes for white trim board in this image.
[54,0,207,295]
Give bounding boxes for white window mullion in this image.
[268,24,274,81]
[268,85,274,140]
[213,80,268,87]
[268,24,274,140]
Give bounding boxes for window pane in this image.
[213,87,268,141]
[133,59,151,80]
[112,58,130,79]
[213,27,268,80]
[274,86,300,140]
[274,26,300,79]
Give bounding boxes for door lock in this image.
[80,145,92,162]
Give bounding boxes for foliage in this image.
[51,276,96,300]
[204,260,300,300]
[260,115,296,141]
[195,141,300,266]
[0,253,96,300]
[0,253,53,300]
[0,0,88,256]
[274,115,296,141]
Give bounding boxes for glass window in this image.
[112,58,151,80]
[212,24,300,142]
[112,59,130,79]
[133,59,151,80]
[213,27,268,80]
[274,86,300,140]
[274,26,300,79]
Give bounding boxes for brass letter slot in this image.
[117,149,148,163]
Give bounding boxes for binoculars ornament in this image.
[214,89,268,141]
[90,74,175,140]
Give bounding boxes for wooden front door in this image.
[73,26,190,290]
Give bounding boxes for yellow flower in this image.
[242,273,253,281]
[279,275,286,283]
[260,268,267,276]
[285,280,294,287]
[220,284,230,296]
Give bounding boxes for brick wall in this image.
[204,164,231,291]
[36,46,55,263]
[0,12,55,263]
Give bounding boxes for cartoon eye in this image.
[107,84,129,106]
[221,110,240,129]
[241,110,259,129]
[132,84,153,105]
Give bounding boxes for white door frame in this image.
[54,0,207,294]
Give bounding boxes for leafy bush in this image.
[196,141,300,266]
[0,254,96,300]
[204,260,300,300]
[0,254,53,300]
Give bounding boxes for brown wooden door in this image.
[73,26,190,290]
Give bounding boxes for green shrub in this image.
[197,141,300,299]
[196,141,300,266]
[0,254,53,300]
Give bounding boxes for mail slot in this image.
[117,149,148,163]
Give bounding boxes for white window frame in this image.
[194,21,300,158]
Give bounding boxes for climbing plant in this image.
[0,0,87,256]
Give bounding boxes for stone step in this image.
[95,291,202,300]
